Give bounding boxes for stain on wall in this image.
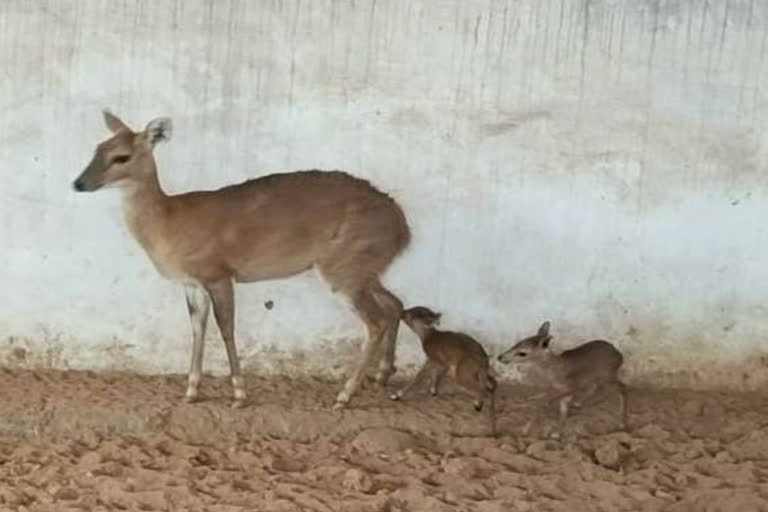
[0,0,767,390]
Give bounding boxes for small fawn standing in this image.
[390,307,497,436]
[72,111,411,410]
[497,321,628,436]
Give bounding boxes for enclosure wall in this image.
[1,1,767,389]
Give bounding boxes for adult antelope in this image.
[72,111,411,409]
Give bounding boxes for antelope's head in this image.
[73,110,172,192]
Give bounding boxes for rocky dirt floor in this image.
[0,368,767,511]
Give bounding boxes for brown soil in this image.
[0,368,767,511]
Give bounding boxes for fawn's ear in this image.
[537,321,551,337]
[103,109,130,133]
[433,312,442,324]
[539,336,551,349]
[144,117,173,147]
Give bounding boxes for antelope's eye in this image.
[113,155,130,164]
[517,352,527,358]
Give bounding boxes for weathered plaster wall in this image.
[1,1,767,389]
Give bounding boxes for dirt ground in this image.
[0,368,767,511]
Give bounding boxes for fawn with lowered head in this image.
[498,321,627,436]
[390,306,497,436]
[71,111,411,410]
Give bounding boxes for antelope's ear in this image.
[103,109,130,133]
[144,117,173,146]
[537,321,551,337]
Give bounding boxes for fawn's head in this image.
[497,321,552,365]
[401,306,441,336]
[73,110,172,192]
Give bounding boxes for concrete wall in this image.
[1,0,767,390]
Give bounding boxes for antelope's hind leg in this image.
[372,284,403,387]
[333,286,388,409]
[206,279,247,408]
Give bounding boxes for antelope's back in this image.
[168,170,410,281]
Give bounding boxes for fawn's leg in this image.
[556,394,575,437]
[572,382,601,409]
[616,380,629,429]
[390,362,437,401]
[429,366,448,396]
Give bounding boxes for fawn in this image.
[390,306,497,436]
[498,321,627,436]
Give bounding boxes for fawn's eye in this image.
[517,352,527,358]
[113,155,130,165]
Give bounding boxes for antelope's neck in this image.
[120,163,171,254]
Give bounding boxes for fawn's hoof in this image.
[231,399,246,409]
[389,393,400,401]
[332,401,348,411]
[474,401,484,412]
[183,394,199,404]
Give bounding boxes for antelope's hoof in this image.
[231,399,246,409]
[389,393,400,401]
[332,401,348,411]
[430,389,438,397]
[183,394,199,404]
[474,401,484,412]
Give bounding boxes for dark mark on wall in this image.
[731,192,752,205]
[264,300,274,310]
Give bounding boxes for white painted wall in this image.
[1,1,767,390]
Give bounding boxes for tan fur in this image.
[498,321,628,436]
[73,111,411,409]
[390,307,497,437]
